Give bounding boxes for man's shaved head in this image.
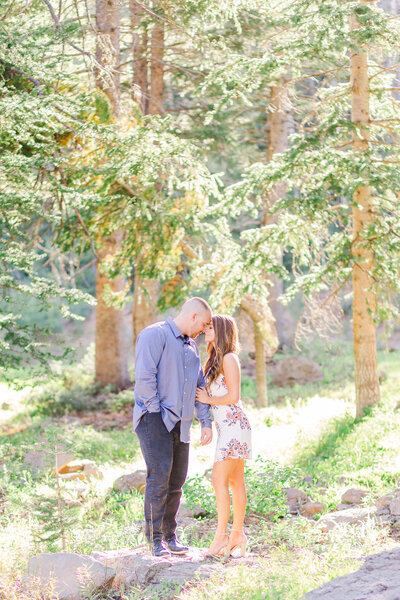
[180,297,212,317]
[174,297,212,338]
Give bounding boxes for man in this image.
[133,297,213,556]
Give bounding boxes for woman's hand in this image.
[196,386,212,404]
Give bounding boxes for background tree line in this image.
[1,0,400,416]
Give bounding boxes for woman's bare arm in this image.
[196,353,240,406]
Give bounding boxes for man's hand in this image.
[200,427,212,446]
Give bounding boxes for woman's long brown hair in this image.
[204,314,240,388]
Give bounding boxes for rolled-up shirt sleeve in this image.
[134,327,164,413]
[195,366,212,428]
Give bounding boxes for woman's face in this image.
[204,321,215,344]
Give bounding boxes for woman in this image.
[196,314,252,557]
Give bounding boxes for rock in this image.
[318,507,377,532]
[55,454,75,473]
[57,459,94,475]
[341,488,369,505]
[176,516,200,530]
[23,449,52,473]
[113,471,146,494]
[335,503,355,511]
[284,488,309,503]
[376,506,390,517]
[178,498,208,519]
[91,547,221,590]
[303,547,400,599]
[83,464,103,480]
[302,475,314,485]
[271,356,323,387]
[22,552,115,600]
[55,459,103,481]
[375,493,394,509]
[284,488,309,514]
[300,502,325,518]
[60,473,85,482]
[389,498,400,516]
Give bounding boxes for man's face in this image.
[190,311,212,339]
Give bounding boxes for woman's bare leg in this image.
[209,459,236,553]
[228,459,247,546]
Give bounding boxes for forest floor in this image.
[1,337,400,599]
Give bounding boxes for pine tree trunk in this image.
[130,0,148,113]
[132,277,159,348]
[254,326,267,407]
[262,79,291,346]
[95,233,131,389]
[350,3,380,417]
[95,0,120,115]
[250,79,291,405]
[95,0,130,389]
[131,3,163,346]
[148,9,164,116]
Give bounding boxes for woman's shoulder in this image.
[222,352,240,369]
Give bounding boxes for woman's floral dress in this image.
[209,373,252,463]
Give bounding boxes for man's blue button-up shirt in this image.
[133,317,211,443]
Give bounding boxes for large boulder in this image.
[318,507,377,532]
[284,488,310,514]
[389,498,400,516]
[22,553,115,600]
[300,502,325,518]
[341,488,369,505]
[271,357,323,387]
[91,547,220,589]
[113,471,146,494]
[375,492,395,509]
[303,548,400,599]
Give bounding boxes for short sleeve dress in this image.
[208,373,252,463]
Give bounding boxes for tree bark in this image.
[130,0,148,113]
[249,78,291,404]
[350,2,380,417]
[240,293,279,407]
[148,10,164,116]
[131,2,164,348]
[95,0,130,389]
[132,277,160,347]
[95,0,120,115]
[262,78,291,345]
[254,326,267,407]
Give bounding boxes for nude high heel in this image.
[226,529,247,557]
[206,532,229,557]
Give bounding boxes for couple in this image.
[133,297,252,558]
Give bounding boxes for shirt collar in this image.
[167,317,184,339]
[166,317,191,344]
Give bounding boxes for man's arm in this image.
[195,366,212,445]
[134,327,164,412]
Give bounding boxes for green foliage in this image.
[294,401,400,493]
[184,457,302,519]
[244,458,302,519]
[30,382,104,416]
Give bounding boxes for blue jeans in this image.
[136,411,189,542]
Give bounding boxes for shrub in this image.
[184,457,303,520]
[30,382,106,416]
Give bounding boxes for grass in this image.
[2,337,400,599]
